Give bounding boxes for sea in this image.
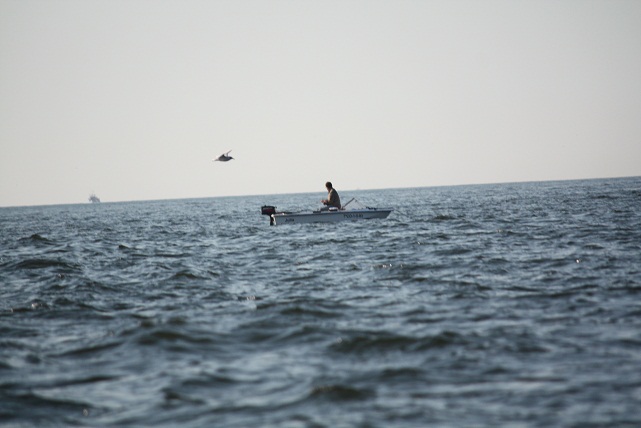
[1,177,640,427]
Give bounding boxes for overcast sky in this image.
[1,0,640,207]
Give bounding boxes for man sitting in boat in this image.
[321,181,341,210]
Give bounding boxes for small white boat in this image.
[261,199,392,225]
[88,193,101,203]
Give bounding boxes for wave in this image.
[0,389,96,424]
[18,233,54,244]
[331,330,464,354]
[307,383,374,401]
[10,258,81,272]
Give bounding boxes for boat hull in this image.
[271,208,392,225]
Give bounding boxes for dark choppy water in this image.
[2,178,641,427]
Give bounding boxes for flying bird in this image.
[213,150,234,162]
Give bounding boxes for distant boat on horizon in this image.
[88,193,101,203]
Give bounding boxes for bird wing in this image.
[213,150,232,161]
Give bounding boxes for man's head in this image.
[325,182,333,190]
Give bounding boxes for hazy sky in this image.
[1,0,640,207]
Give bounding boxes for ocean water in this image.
[1,177,641,427]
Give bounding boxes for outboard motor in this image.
[261,205,276,226]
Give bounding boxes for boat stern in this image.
[261,205,277,225]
